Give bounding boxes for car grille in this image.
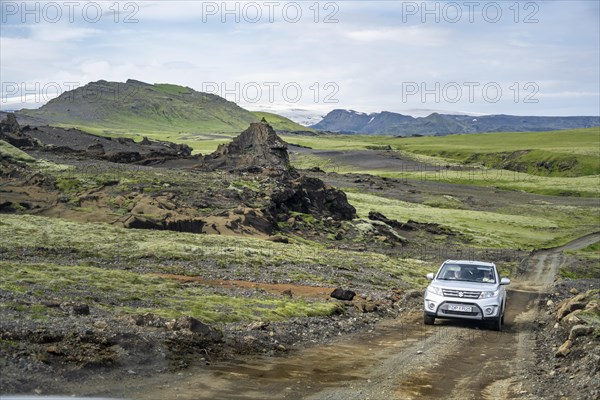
[442,289,481,299]
[444,309,479,316]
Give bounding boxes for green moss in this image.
[423,195,465,209]
[562,242,600,279]
[347,192,598,250]
[0,140,35,163]
[0,214,431,289]
[0,261,341,324]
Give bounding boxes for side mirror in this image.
[426,273,434,280]
[500,277,511,285]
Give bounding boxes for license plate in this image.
[448,305,472,312]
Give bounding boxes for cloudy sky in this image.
[1,0,599,122]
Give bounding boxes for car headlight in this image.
[427,286,443,296]
[480,289,500,299]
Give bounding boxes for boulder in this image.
[247,321,270,331]
[166,316,223,341]
[569,324,594,340]
[60,302,90,315]
[123,313,166,327]
[331,288,356,301]
[557,293,591,320]
[560,310,584,330]
[555,339,573,357]
[357,302,378,313]
[204,207,275,236]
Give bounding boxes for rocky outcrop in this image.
[200,121,356,221]
[553,290,599,359]
[368,211,403,229]
[203,208,275,236]
[202,122,289,171]
[270,175,356,220]
[122,214,206,233]
[1,113,193,164]
[0,113,39,148]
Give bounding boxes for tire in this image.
[424,313,435,325]
[492,315,502,331]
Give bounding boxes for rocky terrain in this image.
[0,111,597,398]
[0,113,420,394]
[529,282,599,399]
[0,114,357,237]
[1,112,194,164]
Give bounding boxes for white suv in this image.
[423,260,510,331]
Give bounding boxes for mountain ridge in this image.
[311,109,600,136]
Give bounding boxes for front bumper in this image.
[424,292,502,320]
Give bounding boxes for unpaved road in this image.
[86,233,598,400]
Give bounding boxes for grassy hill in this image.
[19,80,313,138]
[20,80,255,133]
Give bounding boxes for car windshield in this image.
[437,264,496,283]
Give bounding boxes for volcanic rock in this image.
[0,113,38,148]
[331,288,356,301]
[202,122,289,171]
[166,316,223,341]
[271,176,356,220]
[368,211,402,229]
[122,214,206,233]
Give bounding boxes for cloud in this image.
[29,25,101,42]
[0,1,598,116]
[345,26,449,46]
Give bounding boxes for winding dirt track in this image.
[114,233,598,400]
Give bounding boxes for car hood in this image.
[431,280,499,291]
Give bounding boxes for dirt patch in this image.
[152,273,336,300]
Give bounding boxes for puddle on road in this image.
[126,317,437,400]
[120,291,542,400]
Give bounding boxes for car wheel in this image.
[424,313,435,325]
[492,315,502,331]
